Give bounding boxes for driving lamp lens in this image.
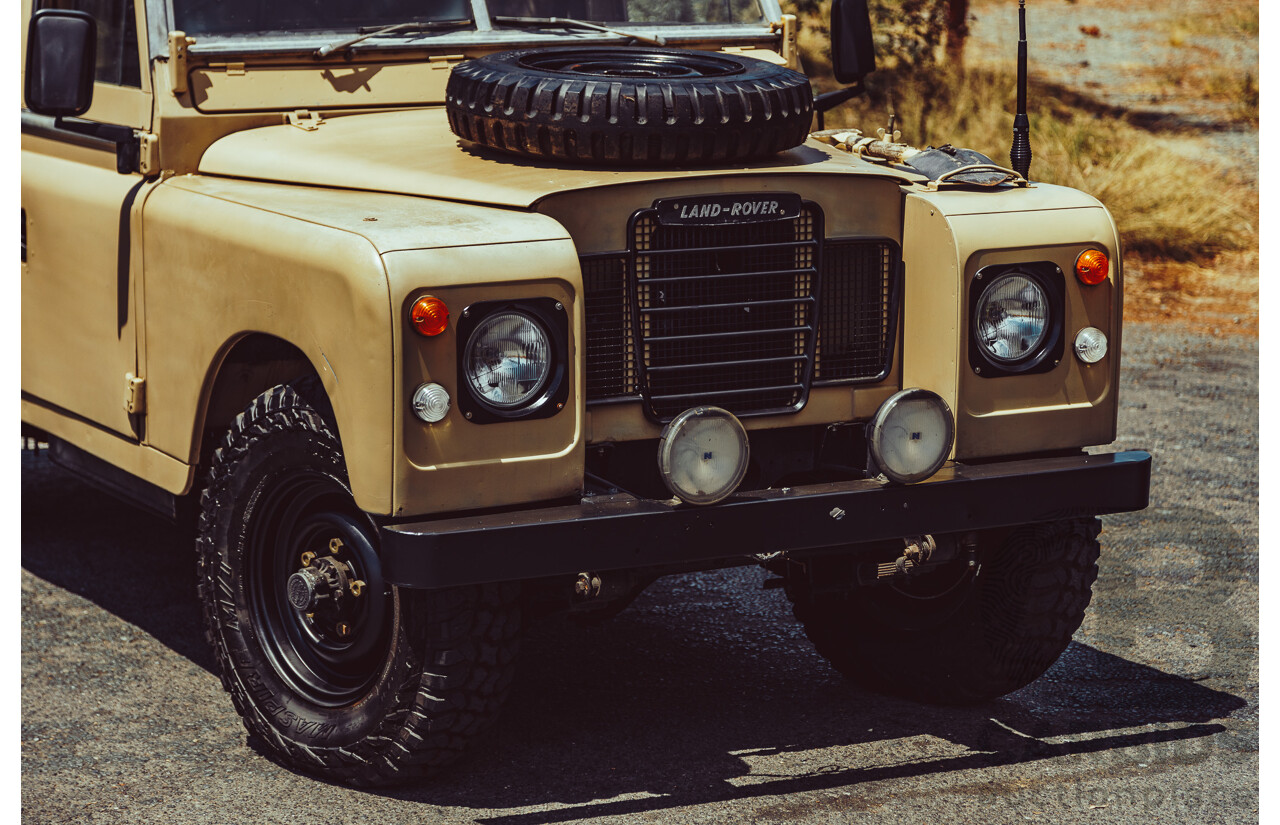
[1074,327,1109,364]
[869,389,954,484]
[657,407,749,505]
[974,274,1049,363]
[464,311,551,408]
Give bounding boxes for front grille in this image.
[631,205,820,420]
[582,206,898,422]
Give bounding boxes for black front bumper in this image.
[380,450,1151,589]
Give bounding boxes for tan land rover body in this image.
[22,0,1150,785]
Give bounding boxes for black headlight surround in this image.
[456,298,570,423]
[967,262,1065,378]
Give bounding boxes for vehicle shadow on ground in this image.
[20,449,217,674]
[361,613,1243,823]
[22,451,1248,820]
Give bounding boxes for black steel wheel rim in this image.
[247,472,393,708]
[517,49,743,78]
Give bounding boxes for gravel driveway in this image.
[20,321,1259,824]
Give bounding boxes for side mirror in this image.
[25,9,97,118]
[830,0,875,84]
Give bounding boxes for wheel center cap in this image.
[287,567,323,610]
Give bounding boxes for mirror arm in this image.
[813,82,864,131]
[53,117,140,174]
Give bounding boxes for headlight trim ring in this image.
[967,261,1065,378]
[453,297,571,423]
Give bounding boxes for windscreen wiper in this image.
[492,16,666,46]
[315,19,472,58]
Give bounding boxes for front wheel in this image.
[788,518,1102,704]
[196,383,519,785]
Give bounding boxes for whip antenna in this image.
[1010,0,1032,179]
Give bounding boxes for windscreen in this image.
[172,0,473,36]
[487,0,764,23]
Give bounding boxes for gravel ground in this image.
[20,322,1259,824]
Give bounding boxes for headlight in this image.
[974,273,1049,363]
[868,389,954,484]
[463,311,551,409]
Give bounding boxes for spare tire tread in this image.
[446,47,814,165]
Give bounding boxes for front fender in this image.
[142,175,576,513]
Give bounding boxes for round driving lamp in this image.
[868,389,955,484]
[973,273,1050,364]
[657,406,750,505]
[463,311,552,410]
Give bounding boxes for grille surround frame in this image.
[580,207,903,422]
[627,200,825,422]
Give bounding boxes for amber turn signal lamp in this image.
[410,296,449,336]
[1075,249,1109,285]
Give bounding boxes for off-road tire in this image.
[196,382,520,785]
[788,519,1102,704]
[445,47,814,165]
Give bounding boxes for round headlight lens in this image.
[974,274,1050,363]
[868,389,954,484]
[464,311,551,409]
[657,406,750,506]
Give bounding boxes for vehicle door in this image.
[21,0,152,439]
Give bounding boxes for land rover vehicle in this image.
[21,0,1151,786]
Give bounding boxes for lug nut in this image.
[328,538,344,554]
[336,622,351,638]
[350,580,365,597]
[300,551,316,566]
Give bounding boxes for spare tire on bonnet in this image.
[445,47,815,166]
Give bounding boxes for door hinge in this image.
[124,374,146,415]
[137,132,159,176]
[168,31,197,95]
[287,110,325,131]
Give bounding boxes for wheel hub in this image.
[285,540,366,642]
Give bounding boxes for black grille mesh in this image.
[582,211,896,419]
[582,256,636,399]
[814,241,896,382]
